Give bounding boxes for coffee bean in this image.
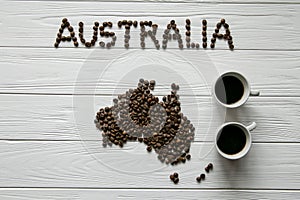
[224,23,229,29]
[94,21,100,27]
[202,37,207,42]
[147,146,152,152]
[170,20,175,25]
[196,176,201,183]
[133,21,138,27]
[184,18,191,25]
[68,26,73,32]
[118,21,122,27]
[173,178,179,184]
[210,43,215,48]
[215,28,219,33]
[213,33,217,38]
[202,42,207,48]
[202,31,207,36]
[185,25,191,31]
[108,22,113,27]
[79,22,84,27]
[74,41,79,47]
[202,26,207,31]
[216,23,222,29]
[56,38,61,43]
[202,19,207,26]
[173,172,178,178]
[170,174,175,180]
[208,163,213,169]
[99,41,105,47]
[85,42,91,47]
[186,154,191,160]
[62,18,68,23]
[200,174,205,180]
[61,36,66,42]
[229,44,234,50]
[205,167,210,173]
[221,18,226,24]
[211,38,216,43]
[54,42,59,48]
[59,28,64,33]
[186,31,191,36]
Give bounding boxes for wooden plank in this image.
[0,141,299,189]
[0,94,299,142]
[0,49,300,96]
[0,2,299,49]
[0,189,299,200]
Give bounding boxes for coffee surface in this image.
[217,125,247,155]
[215,75,244,104]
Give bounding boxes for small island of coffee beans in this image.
[95,79,195,166]
[170,172,179,184]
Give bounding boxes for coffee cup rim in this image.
[215,122,252,160]
[213,71,251,108]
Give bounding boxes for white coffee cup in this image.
[213,72,260,108]
[215,122,256,160]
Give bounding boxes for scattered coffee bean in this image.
[200,173,205,180]
[196,176,201,183]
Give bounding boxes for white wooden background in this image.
[1,0,300,199]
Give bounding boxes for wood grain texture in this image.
[0,189,299,200]
[1,95,300,142]
[1,49,300,96]
[0,141,299,188]
[0,1,299,49]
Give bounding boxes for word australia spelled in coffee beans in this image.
[94,79,195,165]
[54,18,234,50]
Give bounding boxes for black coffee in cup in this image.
[215,75,244,104]
[217,124,246,155]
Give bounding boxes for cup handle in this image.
[246,122,257,131]
[250,90,260,96]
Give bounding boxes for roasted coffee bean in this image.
[202,19,207,26]
[125,24,130,29]
[68,26,73,32]
[94,21,100,27]
[221,18,226,24]
[118,21,122,27]
[140,21,144,26]
[99,41,105,47]
[224,23,229,29]
[57,33,62,38]
[173,172,178,178]
[185,25,191,31]
[109,32,115,37]
[59,28,64,33]
[108,22,113,27]
[186,19,191,25]
[79,22,84,27]
[61,36,66,42]
[202,42,207,48]
[62,18,68,23]
[202,26,207,31]
[211,38,216,43]
[200,174,205,180]
[54,42,59,48]
[147,146,152,152]
[205,167,210,173]
[202,37,207,42]
[186,154,191,160]
[56,38,61,43]
[85,42,91,48]
[103,22,108,27]
[215,28,219,33]
[74,41,79,47]
[80,38,86,44]
[100,31,105,37]
[122,20,127,25]
[217,34,223,39]
[216,22,222,29]
[186,31,191,36]
[202,31,207,36]
[133,21,138,27]
[228,40,233,45]
[196,176,201,183]
[208,163,213,169]
[229,44,234,50]
[71,32,75,37]
[99,26,104,31]
[170,20,175,25]
[79,27,83,33]
[173,178,179,184]
[210,43,215,48]
[170,174,175,180]
[213,33,217,38]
